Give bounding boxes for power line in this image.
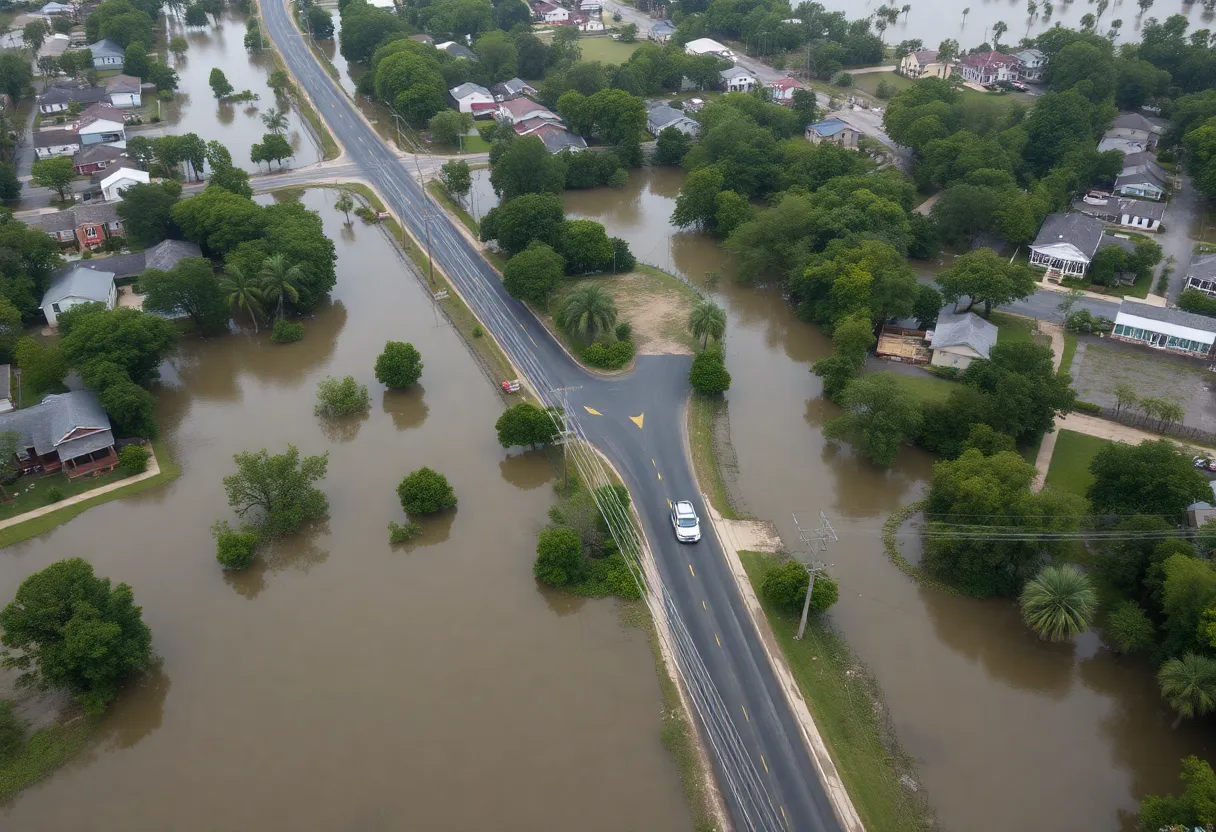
[792,511,836,640]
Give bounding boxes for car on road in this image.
[671,500,701,543]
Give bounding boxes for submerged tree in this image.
[1158,653,1216,729]
[1018,565,1097,642]
[222,445,330,537]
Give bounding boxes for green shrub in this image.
[759,559,839,615]
[388,520,422,543]
[118,444,150,474]
[1074,400,1102,413]
[614,321,632,341]
[875,80,896,99]
[213,520,260,570]
[472,325,483,338]
[689,346,731,394]
[397,467,457,515]
[315,375,370,417]
[0,699,23,765]
[374,341,423,388]
[271,318,303,343]
[534,526,583,586]
[1106,601,1156,654]
[574,553,641,598]
[582,338,634,369]
[44,487,64,504]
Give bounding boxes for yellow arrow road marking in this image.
[688,563,695,577]
[702,600,706,610]
[657,472,662,481]
[629,413,644,429]
[583,406,602,416]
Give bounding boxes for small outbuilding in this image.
[40,266,117,326]
[928,308,998,370]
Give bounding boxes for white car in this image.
[671,500,701,543]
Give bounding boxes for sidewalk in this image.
[702,502,866,832]
[0,446,161,532]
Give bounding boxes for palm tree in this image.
[901,3,911,20]
[1043,1,1054,18]
[259,253,303,320]
[261,106,288,135]
[220,265,266,333]
[1018,565,1097,643]
[688,300,727,349]
[1096,0,1109,19]
[992,19,1008,47]
[1027,0,1038,16]
[1158,653,1216,729]
[961,6,970,24]
[559,285,617,341]
[335,190,355,222]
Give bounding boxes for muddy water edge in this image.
[0,189,695,831]
[465,166,1216,831]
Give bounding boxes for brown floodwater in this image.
[154,7,322,172]
[0,190,692,830]
[470,166,1216,831]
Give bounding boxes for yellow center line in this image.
[714,633,721,647]
[781,805,788,825]
[702,600,707,610]
[651,458,656,466]
[761,754,768,774]
[667,498,673,508]
[741,705,749,722]
[657,472,662,481]
[688,563,695,577]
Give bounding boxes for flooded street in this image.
[473,166,1216,831]
[0,190,691,830]
[153,8,322,171]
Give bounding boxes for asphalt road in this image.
[259,1,843,829]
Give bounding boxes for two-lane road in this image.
[258,2,845,828]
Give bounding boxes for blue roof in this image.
[808,117,850,137]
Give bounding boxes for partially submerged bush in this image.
[271,318,303,343]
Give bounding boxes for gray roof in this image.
[1188,253,1216,283]
[33,128,79,148]
[104,74,141,94]
[35,210,78,233]
[1122,150,1160,170]
[648,104,693,129]
[651,19,676,33]
[1117,299,1216,334]
[88,38,124,59]
[931,308,998,359]
[39,84,109,107]
[73,202,120,225]
[1031,212,1106,257]
[78,252,146,278]
[1113,112,1163,134]
[535,124,587,154]
[145,239,202,271]
[449,82,490,100]
[0,390,113,461]
[1110,196,1166,220]
[1116,165,1166,193]
[1098,233,1137,256]
[73,143,125,167]
[720,65,754,80]
[41,266,115,308]
[500,77,535,96]
[440,43,476,60]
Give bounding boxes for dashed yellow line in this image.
[741,705,749,722]
[583,406,602,416]
[657,471,662,481]
[714,633,721,647]
[761,754,768,774]
[667,498,673,508]
[651,458,656,466]
[688,563,695,577]
[781,805,788,825]
[702,600,707,610]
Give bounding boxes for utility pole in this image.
[791,511,837,640]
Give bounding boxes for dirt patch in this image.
[555,271,700,356]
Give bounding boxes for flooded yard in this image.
[0,190,691,830]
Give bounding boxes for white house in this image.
[497,97,560,124]
[1077,195,1165,233]
[684,37,733,59]
[87,39,125,69]
[1183,253,1216,299]
[435,41,476,60]
[105,74,142,108]
[33,128,80,159]
[647,104,698,137]
[1112,300,1216,359]
[1098,136,1147,156]
[899,49,953,80]
[579,0,602,13]
[40,2,73,15]
[531,0,570,23]
[1013,48,1046,82]
[575,15,604,31]
[39,267,117,326]
[449,82,494,114]
[99,166,148,202]
[1115,163,1166,201]
[928,308,998,370]
[719,65,756,93]
[76,103,126,147]
[766,77,802,102]
[958,50,1020,85]
[1028,212,1108,277]
[649,19,676,42]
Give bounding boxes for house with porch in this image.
[0,391,119,481]
[1112,300,1216,359]
[928,308,998,370]
[1028,212,1108,278]
[105,74,142,108]
[959,50,1019,85]
[1012,48,1047,81]
[34,127,80,159]
[38,83,109,114]
[87,38,125,69]
[647,104,698,137]
[899,49,953,80]
[719,66,757,93]
[39,266,117,326]
[1183,253,1216,298]
[77,103,127,147]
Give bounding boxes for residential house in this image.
[580,0,602,13]
[87,39,125,69]
[958,50,1020,85]
[33,127,81,159]
[40,2,73,14]
[532,122,587,154]
[493,77,537,100]
[719,66,756,93]
[805,117,860,148]
[1112,299,1216,358]
[39,266,117,326]
[514,115,560,136]
[33,203,124,249]
[38,84,109,114]
[1187,483,1216,527]
[899,49,953,80]
[450,82,495,114]
[409,34,434,45]
[105,74,142,108]
[497,97,560,124]
[1028,212,1109,277]
[1012,48,1047,81]
[766,76,803,102]
[0,390,119,480]
[365,0,396,7]
[1075,194,1165,232]
[76,102,126,147]
[0,365,12,413]
[77,238,203,280]
[435,41,476,60]
[39,33,71,59]
[1183,253,1216,298]
[1115,162,1166,201]
[647,104,698,137]
[531,0,570,23]
[1097,136,1147,156]
[99,166,148,202]
[928,308,998,370]
[684,37,734,59]
[649,19,676,42]
[1107,111,1163,149]
[72,143,126,175]
[573,14,604,31]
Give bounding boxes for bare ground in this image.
[555,272,700,356]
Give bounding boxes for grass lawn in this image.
[688,392,740,520]
[739,551,934,832]
[1060,270,1153,300]
[1060,332,1078,376]
[847,71,1033,109]
[0,712,99,802]
[989,310,1038,343]
[566,36,642,65]
[0,466,135,523]
[1044,430,1111,500]
[883,370,956,404]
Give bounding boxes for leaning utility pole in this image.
[791,511,837,640]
